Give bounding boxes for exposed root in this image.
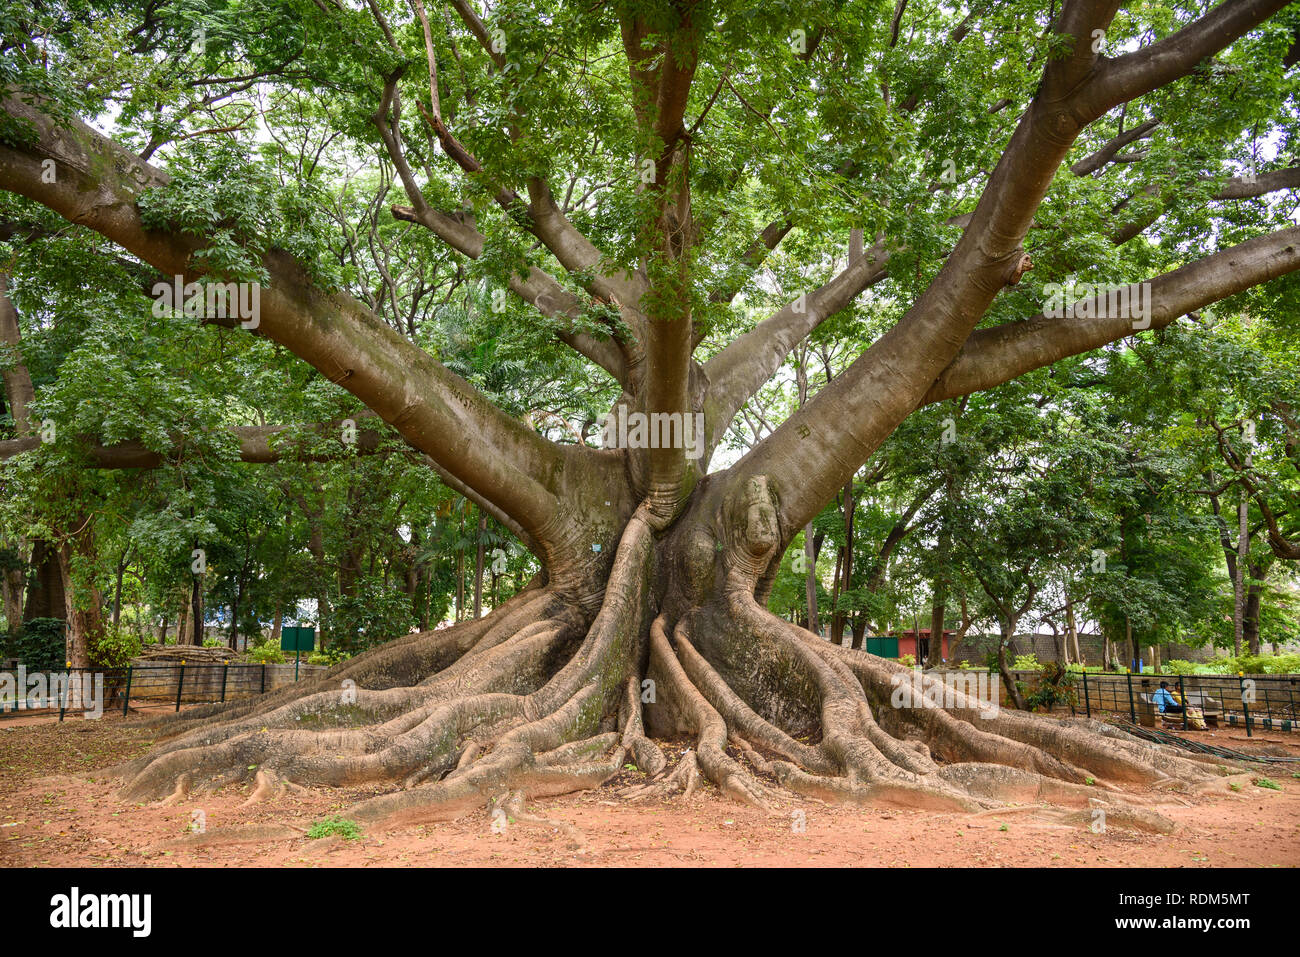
[498,789,589,852]
[240,769,282,806]
[648,614,778,810]
[99,491,1220,834]
[619,676,668,777]
[152,772,191,807]
[620,749,701,802]
[145,823,305,853]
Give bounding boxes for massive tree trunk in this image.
[2,0,1293,825]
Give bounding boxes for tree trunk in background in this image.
[927,589,946,669]
[926,526,950,668]
[997,619,1028,711]
[271,601,283,647]
[1243,566,1263,656]
[851,618,866,649]
[1231,491,1246,656]
[828,546,843,642]
[0,278,35,636]
[473,513,486,620]
[830,479,855,645]
[3,548,25,634]
[176,599,189,646]
[803,523,818,637]
[57,520,105,669]
[188,561,204,645]
[455,541,465,623]
[292,491,331,650]
[112,553,127,630]
[229,575,243,650]
[1065,588,1081,665]
[23,540,66,623]
[947,596,973,663]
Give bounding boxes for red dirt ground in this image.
[2,709,1298,868]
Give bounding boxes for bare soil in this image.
[3,708,1298,868]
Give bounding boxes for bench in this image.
[1137,691,1222,728]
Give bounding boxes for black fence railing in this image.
[1068,670,1300,736]
[0,663,290,720]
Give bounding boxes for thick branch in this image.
[0,93,574,541]
[923,226,1300,404]
[0,418,390,468]
[1083,0,1293,117]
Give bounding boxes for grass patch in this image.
[307,816,363,841]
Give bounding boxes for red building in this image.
[888,628,955,662]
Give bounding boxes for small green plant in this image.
[1023,660,1077,712]
[898,654,916,668]
[307,816,362,840]
[90,626,142,669]
[1012,653,1042,672]
[1228,782,1242,792]
[1160,659,1208,675]
[1252,777,1281,791]
[307,647,350,667]
[246,642,287,664]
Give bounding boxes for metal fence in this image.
[0,662,298,721]
[1068,670,1300,736]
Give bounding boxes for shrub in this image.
[1195,653,1300,675]
[1159,659,1207,675]
[6,618,65,671]
[1012,653,1042,672]
[307,647,349,667]
[326,579,416,656]
[1024,660,1077,712]
[246,642,286,665]
[898,654,916,668]
[90,626,141,669]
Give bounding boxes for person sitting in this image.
[1152,682,1183,714]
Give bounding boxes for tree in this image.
[2,0,1297,821]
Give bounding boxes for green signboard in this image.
[280,625,316,652]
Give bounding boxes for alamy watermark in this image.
[0,666,105,719]
[1043,277,1152,330]
[597,405,705,460]
[889,667,1000,718]
[152,276,261,329]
